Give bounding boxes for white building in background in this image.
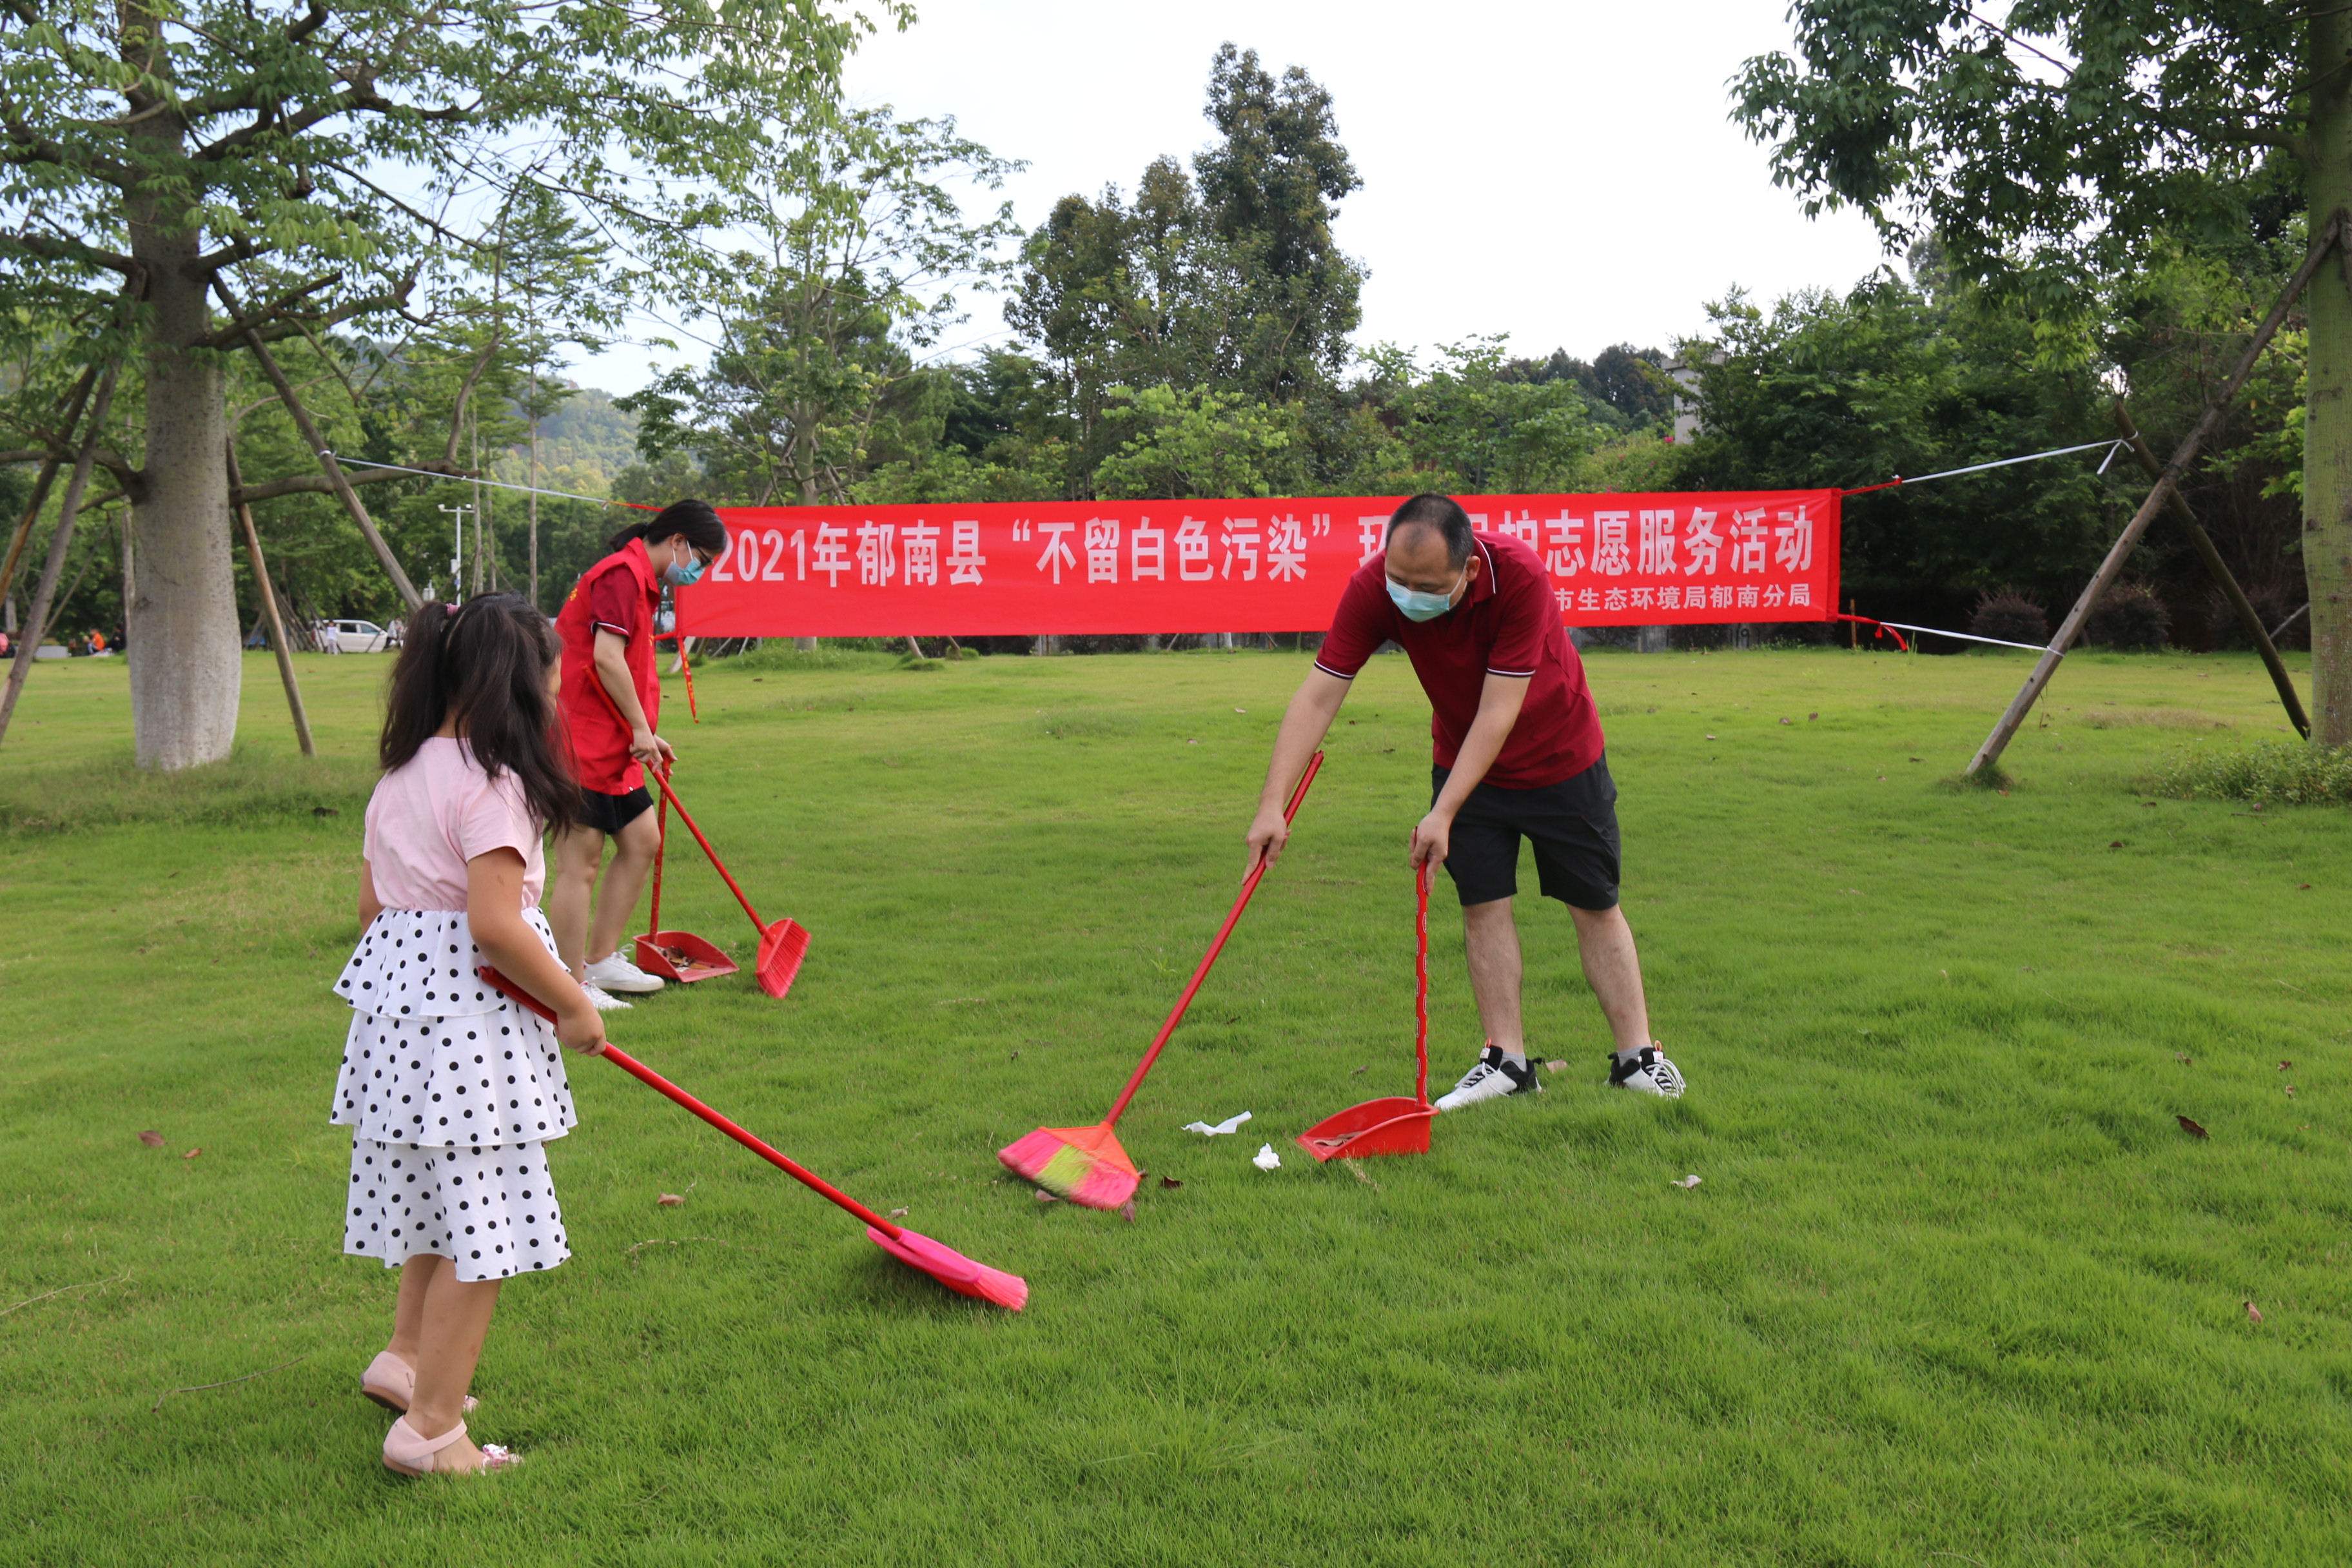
[1663,350,1725,445]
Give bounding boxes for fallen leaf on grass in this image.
[1545,1059,1567,1073]
[137,1130,164,1148]
[1704,732,1717,741]
[2109,841,2124,850]
[887,1207,908,1219]
[1034,1190,1058,1204]
[2298,883,2313,890]
[1159,1176,1182,1189]
[1118,1199,1136,1224]
[311,806,338,817]
[2286,1086,2298,1099]
[2247,1300,2264,1324]
[657,1193,685,1208]
[1807,711,1818,720]
[1349,1065,1367,1076]
[1233,707,1246,714]
[1779,717,1792,725]
[2279,1061,2293,1071]
[182,1148,201,1159]
[2175,1052,2193,1064]
[1671,1174,1702,1190]
[2177,1115,2209,1139]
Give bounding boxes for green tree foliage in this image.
[0,0,893,767]
[620,107,1021,505]
[1006,45,1367,486]
[1729,3,2352,734]
[1092,387,1305,500]
[1666,275,2113,630]
[1350,339,1605,495]
[1504,345,1674,429]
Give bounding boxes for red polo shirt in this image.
[1313,529,1605,789]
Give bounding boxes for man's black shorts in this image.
[1433,754,1620,910]
[578,784,654,836]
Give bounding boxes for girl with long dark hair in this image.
[547,499,729,1008]
[332,592,605,1475]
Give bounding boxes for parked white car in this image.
[331,619,395,653]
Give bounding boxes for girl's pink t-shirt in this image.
[362,737,547,912]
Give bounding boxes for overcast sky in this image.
[570,0,1898,393]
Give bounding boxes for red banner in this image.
[682,491,1841,636]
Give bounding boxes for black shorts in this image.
[577,785,654,836]
[1433,755,1620,910]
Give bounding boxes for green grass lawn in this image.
[2,640,2346,1566]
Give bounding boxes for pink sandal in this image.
[382,1415,518,1475]
[360,1351,476,1415]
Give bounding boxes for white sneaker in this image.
[1607,1044,1685,1097]
[583,983,634,1012]
[1434,1044,1544,1112]
[585,954,665,994]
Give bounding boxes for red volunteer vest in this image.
[555,539,660,794]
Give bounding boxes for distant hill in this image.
[487,386,642,498]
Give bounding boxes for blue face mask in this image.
[663,549,706,587]
[1386,567,1465,622]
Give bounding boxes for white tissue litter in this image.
[1252,1144,1282,1171]
[1182,1111,1253,1136]
[1671,1173,1702,1190]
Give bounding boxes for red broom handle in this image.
[644,767,767,930]
[1101,750,1323,1129]
[589,675,768,930]
[647,788,667,934]
[477,966,902,1239]
[1414,860,1430,1107]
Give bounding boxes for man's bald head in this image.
[1386,493,1474,570]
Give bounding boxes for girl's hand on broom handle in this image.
[466,848,607,1056]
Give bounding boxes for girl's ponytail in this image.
[605,498,729,557]
[380,602,457,771]
[378,594,580,834]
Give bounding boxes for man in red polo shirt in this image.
[1246,493,1684,1106]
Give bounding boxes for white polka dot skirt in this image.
[331,1004,576,1148]
[345,1137,570,1280]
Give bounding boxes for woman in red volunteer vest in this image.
[547,499,728,1010]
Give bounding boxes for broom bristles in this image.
[757,920,810,998]
[867,1226,1028,1311]
[997,1125,1139,1210]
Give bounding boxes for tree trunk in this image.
[126,115,241,770]
[2307,11,2352,745]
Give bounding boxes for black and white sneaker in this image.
[1607,1044,1685,1098]
[1435,1043,1544,1112]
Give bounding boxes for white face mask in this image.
[1386,565,1467,622]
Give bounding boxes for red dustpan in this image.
[1297,862,1437,1161]
[633,789,740,985]
[646,766,809,998]
[590,678,805,996]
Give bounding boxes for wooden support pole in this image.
[0,362,121,754]
[0,364,103,610]
[2112,400,2309,737]
[1967,213,2344,776]
[211,277,423,612]
[225,440,316,758]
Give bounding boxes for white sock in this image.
[1501,1048,1528,1066]
[1613,1044,1643,1063]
